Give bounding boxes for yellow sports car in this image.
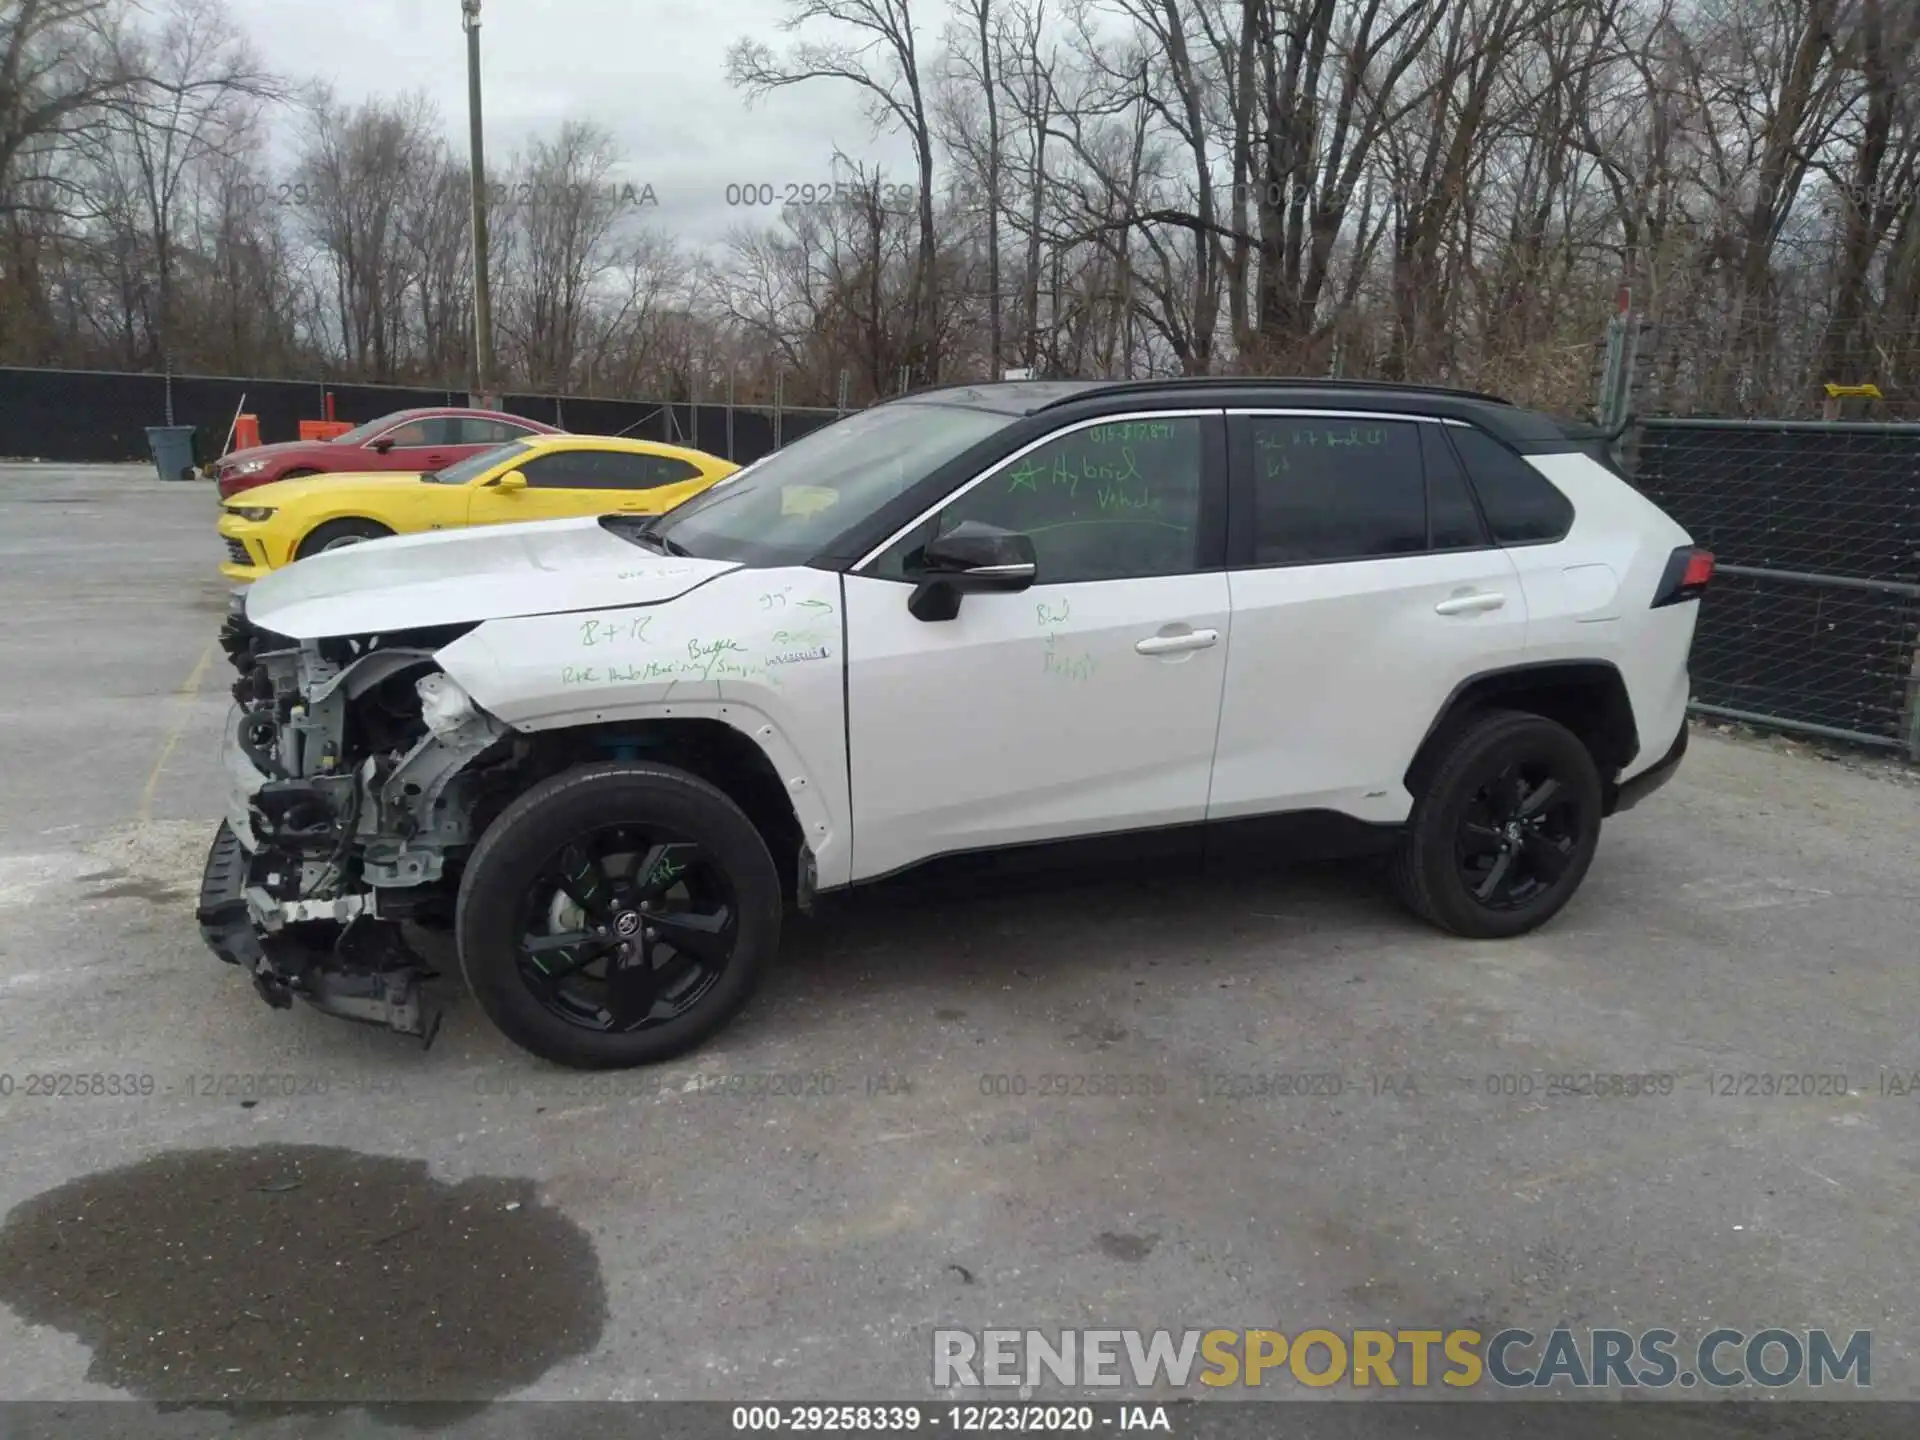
[217,434,737,582]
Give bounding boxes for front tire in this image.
[295,517,393,559]
[1390,709,1603,938]
[455,762,782,1068]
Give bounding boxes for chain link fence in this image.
[1632,419,1920,756]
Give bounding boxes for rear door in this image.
[1207,412,1530,825]
[842,410,1232,880]
[445,415,543,463]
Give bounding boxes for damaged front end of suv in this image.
[196,592,525,1042]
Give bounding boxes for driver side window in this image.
[380,418,456,447]
[873,415,1204,584]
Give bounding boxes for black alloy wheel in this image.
[1454,761,1583,911]
[456,762,781,1068]
[516,828,737,1033]
[1389,708,1603,938]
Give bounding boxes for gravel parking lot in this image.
[1,464,1918,1432]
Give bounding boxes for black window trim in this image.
[1440,423,1576,548]
[1223,408,1496,572]
[851,407,1230,581]
[1419,419,1496,554]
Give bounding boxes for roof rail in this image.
[1032,375,1517,409]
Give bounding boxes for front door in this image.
[843,411,1230,881]
[463,449,628,526]
[369,416,457,474]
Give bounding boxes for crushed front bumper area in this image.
[203,600,514,1044]
[196,820,442,1044]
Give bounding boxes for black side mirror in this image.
[908,521,1037,621]
[370,437,395,454]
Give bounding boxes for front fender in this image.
[431,566,852,888]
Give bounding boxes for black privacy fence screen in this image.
[1632,419,1920,755]
[0,366,845,468]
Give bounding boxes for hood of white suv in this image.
[241,516,739,638]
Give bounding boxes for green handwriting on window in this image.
[1086,421,1179,443]
[1008,428,1185,497]
[1027,518,1191,536]
[1263,424,1388,450]
[1257,424,1389,477]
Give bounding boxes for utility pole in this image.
[462,0,495,407]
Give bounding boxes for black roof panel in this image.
[894,381,1107,415]
[889,376,1575,449]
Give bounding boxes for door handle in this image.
[1434,591,1506,616]
[1136,628,1219,655]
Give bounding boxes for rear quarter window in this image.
[1447,427,1574,544]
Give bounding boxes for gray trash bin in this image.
[145,424,199,482]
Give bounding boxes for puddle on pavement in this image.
[0,1145,606,1408]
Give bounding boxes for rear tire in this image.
[295,517,393,559]
[455,762,782,1069]
[1389,708,1603,938]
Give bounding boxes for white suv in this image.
[198,379,1710,1068]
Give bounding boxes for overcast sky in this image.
[222,0,927,250]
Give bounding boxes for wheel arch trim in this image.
[463,696,847,891]
[1405,659,1640,792]
[293,514,396,559]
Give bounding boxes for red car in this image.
[213,407,565,499]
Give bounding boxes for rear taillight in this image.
[1652,545,1714,607]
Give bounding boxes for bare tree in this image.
[93,0,276,368]
[8,0,1920,418]
[940,0,1006,371]
[493,121,631,393]
[1817,0,1920,389]
[293,88,451,381]
[0,0,134,218]
[728,0,940,378]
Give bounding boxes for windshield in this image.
[422,440,531,484]
[647,402,1015,564]
[331,414,414,445]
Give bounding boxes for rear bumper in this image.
[1607,719,1688,816]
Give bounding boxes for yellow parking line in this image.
[138,641,216,822]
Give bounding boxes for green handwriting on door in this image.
[579,615,653,647]
[1042,644,1097,683]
